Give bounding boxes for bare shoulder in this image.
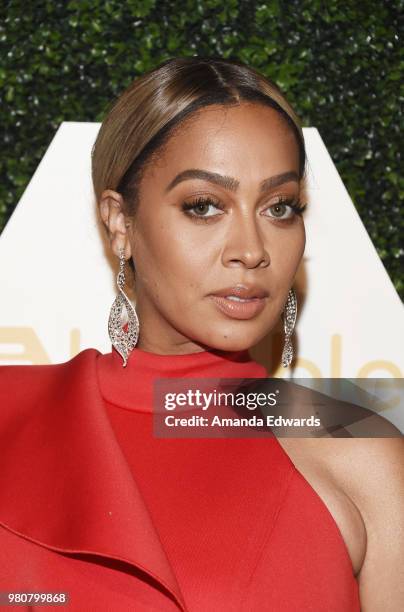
[310,436,404,505]
[292,434,404,610]
[278,409,403,491]
[288,432,404,522]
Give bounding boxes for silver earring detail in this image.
[108,247,139,367]
[281,288,297,368]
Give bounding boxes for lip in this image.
[209,295,267,320]
[210,284,269,299]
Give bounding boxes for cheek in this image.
[263,225,305,310]
[148,217,213,278]
[135,226,205,302]
[270,223,305,273]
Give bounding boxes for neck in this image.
[96,344,268,413]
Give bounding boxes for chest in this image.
[277,438,367,576]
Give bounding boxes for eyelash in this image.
[181,196,307,223]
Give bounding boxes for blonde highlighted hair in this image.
[91,56,306,219]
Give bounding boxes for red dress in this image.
[0,346,360,611]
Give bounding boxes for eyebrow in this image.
[165,169,299,193]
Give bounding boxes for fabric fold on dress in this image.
[0,345,361,611]
[0,349,187,610]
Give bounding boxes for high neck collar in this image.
[96,345,268,413]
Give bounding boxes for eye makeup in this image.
[181,195,307,223]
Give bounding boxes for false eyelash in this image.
[181,195,307,220]
[181,196,222,213]
[275,196,307,215]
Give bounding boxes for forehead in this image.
[145,102,300,184]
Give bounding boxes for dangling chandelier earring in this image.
[108,247,139,367]
[281,288,297,368]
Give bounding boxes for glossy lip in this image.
[209,295,267,320]
[210,284,269,299]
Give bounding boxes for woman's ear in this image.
[99,189,132,260]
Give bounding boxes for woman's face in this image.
[123,102,305,354]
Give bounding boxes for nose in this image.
[222,209,270,269]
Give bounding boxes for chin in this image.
[199,329,264,353]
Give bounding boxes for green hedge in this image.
[1,0,403,298]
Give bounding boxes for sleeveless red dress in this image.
[0,346,360,611]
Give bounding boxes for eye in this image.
[181,196,225,221]
[263,198,307,220]
[181,195,307,223]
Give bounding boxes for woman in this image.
[0,57,403,611]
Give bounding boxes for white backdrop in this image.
[0,123,403,395]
